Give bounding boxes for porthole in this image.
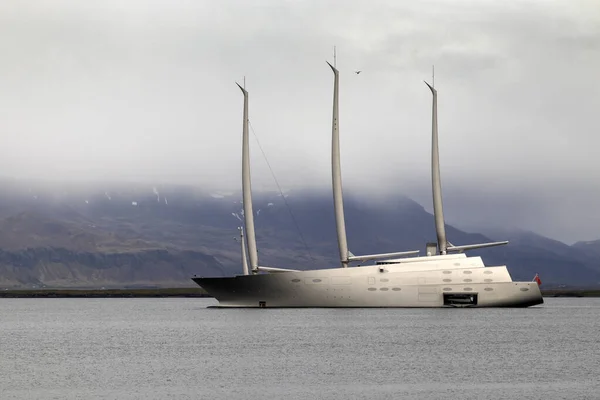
[380,287,389,291]
[464,287,473,291]
[443,279,452,282]
[484,288,493,291]
[443,287,452,291]
[380,278,389,283]
[453,263,461,266]
[312,279,322,283]
[443,270,452,274]
[484,279,493,283]
[392,288,401,291]
[291,279,301,283]
[463,270,472,274]
[463,279,472,283]
[367,287,377,291]
[520,288,530,292]
[484,270,493,274]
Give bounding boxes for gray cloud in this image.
[1,0,599,242]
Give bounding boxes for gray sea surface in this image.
[1,297,599,400]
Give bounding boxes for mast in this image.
[236,82,259,271]
[327,61,349,268]
[239,226,249,275]
[425,79,448,255]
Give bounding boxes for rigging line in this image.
[248,119,316,263]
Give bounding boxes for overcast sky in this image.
[1,0,599,243]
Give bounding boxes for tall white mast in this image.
[327,59,349,268]
[423,76,509,255]
[239,226,249,275]
[424,78,448,255]
[236,82,259,271]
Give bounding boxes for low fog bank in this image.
[1,174,598,245]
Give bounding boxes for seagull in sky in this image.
[355,70,361,74]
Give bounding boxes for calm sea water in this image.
[1,298,599,400]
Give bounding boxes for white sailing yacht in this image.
[191,63,543,308]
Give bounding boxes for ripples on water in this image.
[1,298,599,400]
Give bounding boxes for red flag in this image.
[533,273,542,286]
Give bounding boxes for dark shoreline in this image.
[1,288,600,298]
[0,288,211,298]
[541,289,600,298]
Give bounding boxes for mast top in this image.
[424,80,436,93]
[327,61,338,73]
[334,45,337,68]
[235,81,248,95]
[327,46,339,73]
[424,66,437,93]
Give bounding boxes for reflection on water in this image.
[2,298,599,399]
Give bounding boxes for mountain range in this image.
[1,178,599,288]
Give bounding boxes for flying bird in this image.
[355,70,361,74]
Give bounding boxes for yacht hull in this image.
[192,264,543,308]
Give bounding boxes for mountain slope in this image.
[572,239,600,259]
[1,178,599,287]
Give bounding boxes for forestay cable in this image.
[248,120,315,263]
